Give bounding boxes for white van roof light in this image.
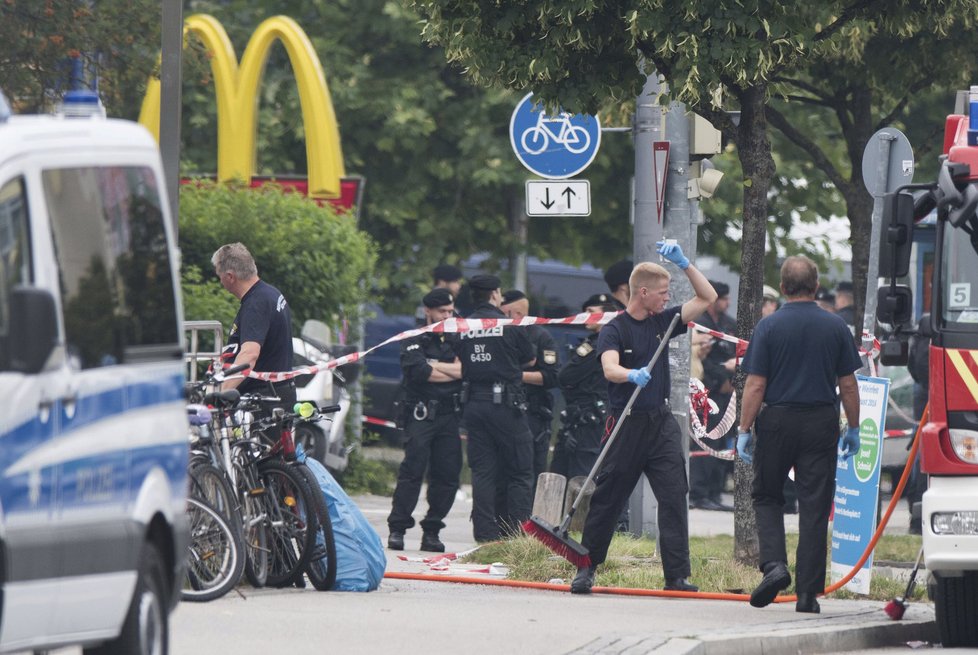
[0,90,10,124]
[58,89,106,119]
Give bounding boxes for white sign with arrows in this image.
[525,180,591,216]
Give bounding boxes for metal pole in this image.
[514,197,528,292]
[862,133,895,356]
[628,70,665,539]
[633,73,664,262]
[160,0,183,236]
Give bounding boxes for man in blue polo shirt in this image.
[737,255,862,614]
[570,244,717,594]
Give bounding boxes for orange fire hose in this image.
[384,405,927,603]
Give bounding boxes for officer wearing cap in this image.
[415,263,464,325]
[500,289,559,492]
[551,293,616,478]
[603,259,633,310]
[387,287,463,552]
[456,274,536,542]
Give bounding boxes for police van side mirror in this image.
[7,287,59,373]
[879,191,914,278]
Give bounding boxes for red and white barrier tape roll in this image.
[688,378,736,461]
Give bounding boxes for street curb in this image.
[571,605,937,655]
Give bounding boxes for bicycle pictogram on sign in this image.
[509,92,601,180]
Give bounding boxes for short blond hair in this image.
[628,262,670,297]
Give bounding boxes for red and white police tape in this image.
[236,311,878,460]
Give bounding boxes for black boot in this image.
[570,565,596,594]
[796,592,821,614]
[388,531,405,550]
[420,531,445,553]
[750,561,791,608]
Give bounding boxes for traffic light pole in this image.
[628,72,697,539]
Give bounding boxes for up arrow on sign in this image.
[525,180,591,216]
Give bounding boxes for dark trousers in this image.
[465,401,534,542]
[528,411,552,494]
[751,404,838,595]
[689,448,725,503]
[580,407,691,580]
[388,412,462,534]
[551,421,602,480]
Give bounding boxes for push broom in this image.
[884,546,925,620]
[523,312,682,568]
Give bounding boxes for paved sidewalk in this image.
[356,484,935,655]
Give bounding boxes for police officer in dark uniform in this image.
[500,290,559,490]
[213,242,296,414]
[387,288,463,552]
[603,259,633,310]
[456,274,536,542]
[551,293,615,479]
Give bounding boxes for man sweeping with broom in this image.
[568,244,716,594]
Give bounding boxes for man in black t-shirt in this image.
[213,243,296,411]
[570,245,717,595]
[737,256,862,614]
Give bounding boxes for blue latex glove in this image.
[656,240,690,269]
[840,426,860,459]
[736,431,753,465]
[627,368,651,388]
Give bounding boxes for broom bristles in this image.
[522,516,591,569]
[884,597,907,620]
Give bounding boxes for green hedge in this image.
[179,182,376,332]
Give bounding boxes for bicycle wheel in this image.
[521,126,549,155]
[235,460,271,588]
[564,125,591,154]
[259,460,317,588]
[182,497,244,602]
[295,463,337,591]
[189,463,243,539]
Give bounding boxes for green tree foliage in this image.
[766,6,978,334]
[179,183,376,329]
[0,0,160,117]
[179,0,635,312]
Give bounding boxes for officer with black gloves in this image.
[500,289,559,493]
[456,274,536,542]
[387,288,463,552]
[551,293,615,479]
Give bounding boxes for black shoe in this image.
[796,593,821,614]
[420,532,445,553]
[570,565,596,594]
[750,561,791,608]
[664,577,699,592]
[388,531,405,550]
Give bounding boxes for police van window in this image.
[43,166,178,369]
[0,177,32,370]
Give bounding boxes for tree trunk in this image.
[732,84,776,566]
[840,86,877,341]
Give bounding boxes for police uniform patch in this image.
[543,349,557,365]
[576,342,593,358]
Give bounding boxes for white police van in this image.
[0,91,188,653]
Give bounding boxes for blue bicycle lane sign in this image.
[509,92,602,179]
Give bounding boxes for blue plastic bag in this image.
[298,450,386,591]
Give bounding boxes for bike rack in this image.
[184,320,224,382]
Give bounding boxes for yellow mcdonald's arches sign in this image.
[139,14,345,199]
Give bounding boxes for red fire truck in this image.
[878,91,978,648]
